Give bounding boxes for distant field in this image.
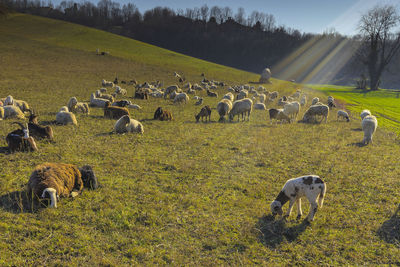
[0,14,400,266]
[308,84,400,133]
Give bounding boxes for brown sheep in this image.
[154,107,173,121]
[195,105,212,122]
[104,102,129,119]
[6,122,38,153]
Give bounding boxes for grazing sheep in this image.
[164,85,181,99]
[195,98,203,106]
[195,105,212,122]
[254,103,266,110]
[174,92,189,104]
[112,100,131,107]
[298,104,329,124]
[67,97,90,114]
[229,98,253,122]
[114,86,127,96]
[217,99,232,122]
[337,110,350,122]
[269,108,290,124]
[283,101,300,120]
[300,95,307,106]
[362,115,378,145]
[3,105,25,119]
[270,175,326,222]
[90,93,110,108]
[114,115,144,134]
[269,91,279,100]
[327,96,336,108]
[102,79,114,87]
[207,89,218,98]
[153,107,173,121]
[223,92,234,102]
[56,106,77,125]
[6,122,38,153]
[360,109,371,120]
[27,163,99,208]
[236,90,248,100]
[311,97,319,105]
[95,90,114,102]
[104,102,129,119]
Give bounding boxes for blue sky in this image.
[53,0,400,35]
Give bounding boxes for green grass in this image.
[0,14,400,265]
[307,84,400,134]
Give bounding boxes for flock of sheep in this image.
[0,74,379,221]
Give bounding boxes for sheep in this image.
[291,90,301,99]
[67,97,90,114]
[134,89,149,99]
[360,109,371,120]
[269,108,290,124]
[174,92,189,104]
[102,79,114,87]
[112,100,131,107]
[195,98,203,106]
[223,92,234,102]
[3,105,25,119]
[4,95,30,113]
[10,110,54,140]
[95,90,114,102]
[195,105,212,122]
[283,101,300,120]
[311,97,319,105]
[164,85,181,99]
[327,96,336,108]
[207,89,218,98]
[300,95,307,106]
[236,90,248,100]
[337,110,350,122]
[270,175,326,222]
[99,88,107,93]
[277,97,288,106]
[114,115,144,134]
[259,93,267,103]
[298,104,329,124]
[114,86,127,96]
[27,163,99,208]
[229,98,253,122]
[127,104,142,110]
[6,122,38,153]
[90,93,110,108]
[269,91,279,100]
[104,102,129,119]
[254,103,266,110]
[362,115,378,145]
[154,107,173,121]
[56,106,77,125]
[217,99,232,122]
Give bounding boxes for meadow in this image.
[0,14,399,265]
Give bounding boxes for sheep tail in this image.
[41,188,58,208]
[318,183,326,208]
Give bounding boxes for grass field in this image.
[0,14,400,265]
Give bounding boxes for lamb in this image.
[362,115,378,145]
[300,95,307,106]
[90,93,110,108]
[102,79,114,87]
[337,110,350,122]
[223,92,234,102]
[114,115,144,134]
[67,97,90,114]
[104,102,129,119]
[270,175,326,222]
[153,107,173,121]
[229,98,253,122]
[360,109,371,120]
[27,163,99,208]
[327,96,336,108]
[207,89,218,98]
[56,106,77,125]
[195,105,212,122]
[217,99,232,122]
[6,122,38,153]
[114,86,127,96]
[298,104,329,124]
[174,92,189,104]
[254,103,266,110]
[3,105,25,119]
[269,108,290,124]
[95,90,114,102]
[283,101,300,120]
[311,97,319,105]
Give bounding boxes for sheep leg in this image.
[296,198,302,220]
[284,198,295,219]
[307,201,318,222]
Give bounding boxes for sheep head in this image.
[79,165,99,190]
[270,200,283,216]
[41,188,59,208]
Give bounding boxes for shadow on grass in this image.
[0,190,47,213]
[347,142,367,147]
[39,120,57,126]
[95,131,114,137]
[351,128,362,132]
[378,204,400,247]
[89,115,104,119]
[183,120,217,124]
[256,214,310,248]
[0,146,9,154]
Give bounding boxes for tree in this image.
[358,5,400,90]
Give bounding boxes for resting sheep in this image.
[270,175,326,222]
[154,107,173,121]
[56,106,77,125]
[298,104,329,124]
[3,105,25,119]
[229,98,253,122]
[195,105,212,122]
[195,98,203,106]
[10,110,54,140]
[112,100,131,107]
[362,115,378,145]
[217,99,232,122]
[27,163,99,208]
[102,79,114,87]
[360,109,371,120]
[90,93,110,108]
[4,95,30,113]
[6,122,38,153]
[114,86,127,96]
[95,90,114,102]
[337,110,350,122]
[207,89,218,98]
[67,97,90,114]
[114,115,144,134]
[104,102,129,119]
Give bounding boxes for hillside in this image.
[0,14,399,265]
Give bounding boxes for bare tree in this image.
[200,4,209,21]
[235,7,245,25]
[358,5,400,90]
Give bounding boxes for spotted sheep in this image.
[270,175,326,222]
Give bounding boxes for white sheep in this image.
[95,90,114,102]
[102,79,114,87]
[114,86,127,96]
[270,175,326,222]
[56,106,77,125]
[216,99,232,122]
[127,104,142,109]
[3,105,25,119]
[299,104,329,123]
[223,92,234,102]
[362,115,378,145]
[114,115,144,134]
[174,92,189,104]
[337,110,350,122]
[4,95,30,113]
[67,97,90,114]
[300,95,307,106]
[360,109,371,120]
[90,93,110,108]
[254,103,266,110]
[229,98,253,122]
[283,101,300,120]
[311,97,319,105]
